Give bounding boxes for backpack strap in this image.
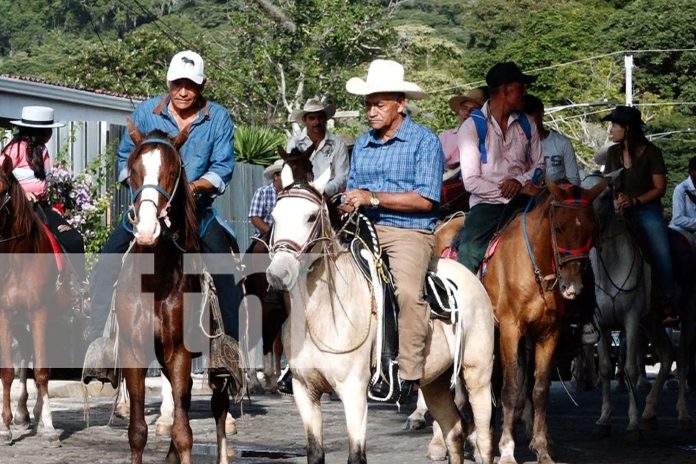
[518,113,532,142]
[470,109,488,164]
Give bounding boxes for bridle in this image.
[268,183,329,259]
[549,197,596,267]
[127,138,182,229]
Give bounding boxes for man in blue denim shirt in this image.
[85,50,240,383]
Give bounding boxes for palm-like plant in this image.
[234,125,285,166]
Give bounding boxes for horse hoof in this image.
[13,417,31,430]
[404,418,426,431]
[155,421,172,437]
[626,429,642,442]
[426,445,448,461]
[0,430,12,445]
[498,455,518,464]
[641,416,658,431]
[592,424,611,437]
[225,417,237,435]
[114,403,130,419]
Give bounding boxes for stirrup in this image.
[581,322,600,345]
[277,365,293,395]
[81,336,119,389]
[208,334,247,401]
[368,360,400,403]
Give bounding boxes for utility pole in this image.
[625,54,634,106]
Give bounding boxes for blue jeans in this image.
[626,202,675,301]
[89,212,242,340]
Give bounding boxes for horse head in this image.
[582,170,619,233]
[546,178,607,299]
[278,145,314,183]
[265,163,332,290]
[126,121,198,250]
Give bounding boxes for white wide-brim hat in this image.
[11,106,65,129]
[264,159,285,180]
[346,59,426,100]
[290,98,336,124]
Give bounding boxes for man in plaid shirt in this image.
[342,59,444,401]
[249,159,283,239]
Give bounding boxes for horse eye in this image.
[554,224,563,234]
[308,214,317,223]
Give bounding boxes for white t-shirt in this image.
[542,130,580,185]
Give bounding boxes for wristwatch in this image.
[370,191,380,209]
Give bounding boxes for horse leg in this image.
[14,361,31,429]
[676,316,695,429]
[422,374,464,464]
[405,389,428,431]
[292,378,324,464]
[498,323,522,464]
[623,318,642,439]
[210,375,231,464]
[156,372,174,437]
[30,308,59,444]
[463,363,494,464]
[0,312,14,444]
[593,328,613,437]
[528,333,559,464]
[642,324,674,430]
[115,378,131,419]
[123,367,148,464]
[165,352,193,464]
[336,379,368,464]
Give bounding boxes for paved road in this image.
[2,376,696,463]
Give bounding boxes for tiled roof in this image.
[0,73,147,100]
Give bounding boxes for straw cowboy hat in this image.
[263,159,284,180]
[448,88,487,114]
[11,106,65,129]
[346,59,426,100]
[290,98,336,124]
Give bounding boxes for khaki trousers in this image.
[376,225,434,381]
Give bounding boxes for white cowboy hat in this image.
[263,159,284,180]
[290,98,336,124]
[346,59,426,100]
[11,106,65,129]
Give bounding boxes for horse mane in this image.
[3,171,41,241]
[128,130,199,252]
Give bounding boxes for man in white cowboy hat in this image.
[341,59,444,401]
[83,49,240,385]
[249,159,284,237]
[286,97,349,196]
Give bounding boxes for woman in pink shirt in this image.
[1,106,85,278]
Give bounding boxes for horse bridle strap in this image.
[270,185,327,258]
[549,200,596,265]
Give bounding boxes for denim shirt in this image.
[117,95,235,197]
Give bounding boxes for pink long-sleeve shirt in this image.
[0,140,52,198]
[458,102,544,207]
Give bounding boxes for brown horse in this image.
[0,156,71,445]
[116,128,239,464]
[483,180,606,464]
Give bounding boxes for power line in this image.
[429,48,696,95]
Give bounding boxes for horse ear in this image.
[587,178,609,201]
[278,147,288,161]
[311,168,331,195]
[172,124,191,150]
[546,178,563,199]
[280,163,294,189]
[127,118,144,146]
[1,155,13,174]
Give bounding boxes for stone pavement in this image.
[2,375,696,463]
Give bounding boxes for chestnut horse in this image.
[483,180,606,464]
[116,129,237,464]
[0,156,71,445]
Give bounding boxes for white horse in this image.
[266,167,495,464]
[583,173,692,438]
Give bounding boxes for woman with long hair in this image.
[1,106,85,279]
[603,105,677,325]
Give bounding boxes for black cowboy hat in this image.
[601,105,644,126]
[485,62,537,88]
